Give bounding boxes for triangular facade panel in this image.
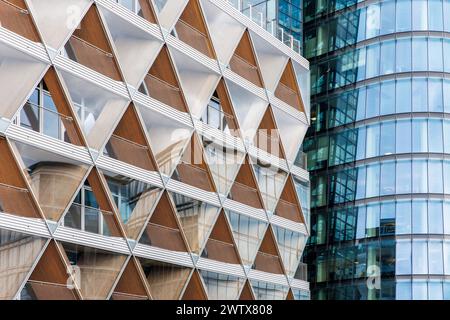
[139,191,189,252]
[201,211,241,264]
[26,0,92,50]
[99,5,164,87]
[61,4,124,81]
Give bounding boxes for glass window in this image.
[412,281,428,300]
[428,79,444,112]
[412,240,428,274]
[412,119,428,153]
[429,282,444,300]
[429,38,443,71]
[444,80,450,113]
[380,81,395,115]
[444,121,450,153]
[356,166,367,199]
[356,206,366,239]
[429,160,444,193]
[396,201,412,234]
[396,281,412,299]
[396,241,412,274]
[380,41,395,75]
[445,163,450,195]
[412,160,428,193]
[366,124,380,157]
[366,164,380,197]
[366,203,380,236]
[380,0,395,35]
[356,87,366,121]
[380,121,395,155]
[412,79,428,111]
[380,161,395,195]
[412,38,428,71]
[396,0,412,32]
[412,0,428,31]
[444,242,450,274]
[429,0,444,31]
[396,79,412,113]
[356,127,366,160]
[445,0,450,32]
[396,160,412,194]
[429,241,444,274]
[366,4,380,38]
[396,39,412,72]
[396,120,411,153]
[366,84,380,118]
[428,119,443,153]
[428,201,444,234]
[412,200,428,233]
[445,40,450,72]
[366,44,380,78]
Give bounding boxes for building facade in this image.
[303,0,450,299]
[0,0,310,300]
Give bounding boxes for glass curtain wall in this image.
[303,0,450,300]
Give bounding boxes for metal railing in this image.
[227,0,301,54]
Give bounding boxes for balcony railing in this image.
[275,199,302,223]
[174,161,214,192]
[0,0,40,42]
[229,181,262,209]
[253,251,284,274]
[202,238,240,264]
[227,0,301,54]
[275,82,302,111]
[175,19,213,58]
[0,182,38,218]
[229,54,262,87]
[63,35,121,81]
[104,134,154,171]
[141,223,187,252]
[143,74,186,112]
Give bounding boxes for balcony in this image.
[275,82,302,112]
[104,134,154,171]
[228,181,262,209]
[253,251,284,274]
[229,54,262,87]
[173,161,215,192]
[201,238,240,264]
[142,74,186,112]
[140,223,187,252]
[63,35,121,81]
[275,199,302,223]
[0,0,40,42]
[175,19,214,58]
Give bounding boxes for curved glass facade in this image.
[303,0,450,299]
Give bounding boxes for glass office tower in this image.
[303,0,450,299]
